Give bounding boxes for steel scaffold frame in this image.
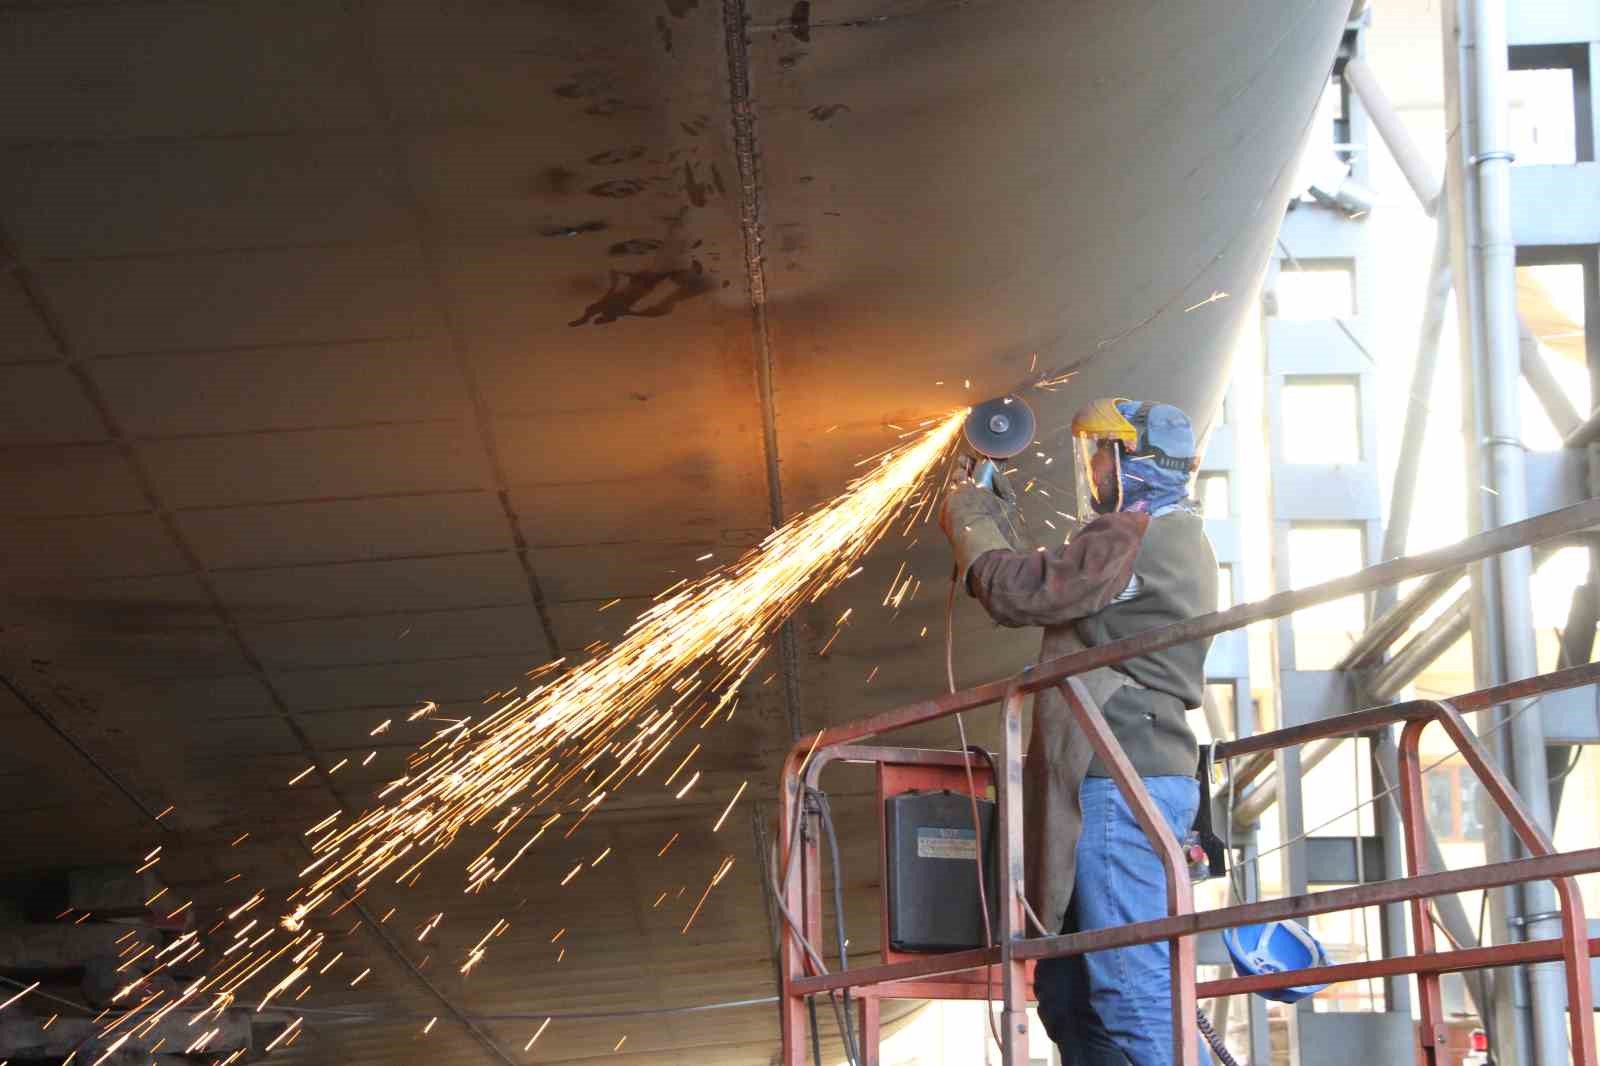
[774,499,1600,1066]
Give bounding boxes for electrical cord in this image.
[946,569,1006,1057]
[1197,1008,1243,1066]
[966,744,1003,904]
[815,791,861,1066]
[755,794,829,1066]
[767,768,859,1066]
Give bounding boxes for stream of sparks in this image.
[3,414,966,1060]
[282,411,966,932]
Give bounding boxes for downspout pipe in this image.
[1465,0,1568,1061]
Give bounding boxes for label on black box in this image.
[915,826,978,861]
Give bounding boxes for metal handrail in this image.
[775,501,1600,1066]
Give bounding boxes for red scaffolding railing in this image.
[774,498,1600,1066]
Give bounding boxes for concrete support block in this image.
[0,921,160,971]
[0,1007,250,1059]
[66,867,166,918]
[81,953,179,1007]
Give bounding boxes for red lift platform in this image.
[775,500,1600,1066]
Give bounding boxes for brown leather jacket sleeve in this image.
[966,511,1150,628]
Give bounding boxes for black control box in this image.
[885,789,999,952]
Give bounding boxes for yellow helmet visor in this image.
[1073,436,1124,521]
[1070,398,1138,522]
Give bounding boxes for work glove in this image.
[939,466,1024,588]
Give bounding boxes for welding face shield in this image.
[1070,398,1140,522]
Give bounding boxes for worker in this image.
[940,398,1217,1066]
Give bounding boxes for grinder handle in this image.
[971,458,1001,491]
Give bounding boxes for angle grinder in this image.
[961,394,1036,490]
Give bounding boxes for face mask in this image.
[1072,436,1123,522]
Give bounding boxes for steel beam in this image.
[1372,202,1452,619]
[1367,544,1560,702]
[1343,56,1442,213]
[1522,318,1583,440]
[1368,596,1472,701]
[1231,736,1341,827]
[1566,405,1600,450]
[1344,560,1465,669]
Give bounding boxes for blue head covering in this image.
[1114,400,1199,516]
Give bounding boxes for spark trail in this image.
[283,411,965,932]
[7,415,964,1063]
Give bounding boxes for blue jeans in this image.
[1035,775,1201,1066]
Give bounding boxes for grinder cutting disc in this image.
[963,394,1036,460]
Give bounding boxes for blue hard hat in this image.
[1221,921,1330,1004]
[1114,400,1198,468]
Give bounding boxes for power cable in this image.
[765,765,859,1066]
[946,569,1007,1058]
[807,997,824,1066]
[814,791,861,1065]
[1196,1007,1243,1066]
[754,809,827,1065]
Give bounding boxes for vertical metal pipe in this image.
[1465,0,1568,1060]
[1227,681,1271,1066]
[1440,1,1532,1060]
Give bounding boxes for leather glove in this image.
[940,466,1024,586]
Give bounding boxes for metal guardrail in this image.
[774,499,1600,1066]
